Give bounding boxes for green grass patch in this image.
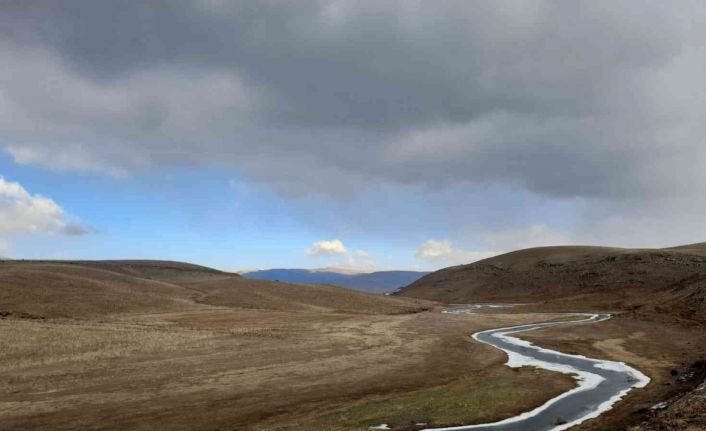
[318,368,571,430]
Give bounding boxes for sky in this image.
[1,1,705,271]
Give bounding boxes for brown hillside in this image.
[398,245,706,311]
[645,269,706,323]
[0,260,429,319]
[183,276,429,314]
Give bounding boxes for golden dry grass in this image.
[0,305,579,431]
[2,259,699,430]
[0,318,216,371]
[0,260,431,319]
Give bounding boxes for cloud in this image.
[305,239,347,257]
[0,177,85,236]
[227,179,252,196]
[344,249,375,269]
[484,225,573,252]
[307,243,377,269]
[1,1,705,203]
[60,223,90,236]
[0,240,11,257]
[415,225,571,267]
[355,249,372,258]
[415,240,498,265]
[415,240,455,260]
[2,2,706,249]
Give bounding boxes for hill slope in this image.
[242,269,429,293]
[398,244,706,314]
[0,260,430,319]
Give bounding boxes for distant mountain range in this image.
[241,268,430,293]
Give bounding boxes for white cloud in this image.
[415,225,572,267]
[415,240,498,265]
[306,243,377,270]
[7,144,132,177]
[0,177,84,236]
[484,224,573,252]
[305,239,347,257]
[0,240,11,257]
[344,249,375,269]
[355,249,371,258]
[415,240,454,260]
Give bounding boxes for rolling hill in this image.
[242,268,429,293]
[397,243,706,320]
[0,260,431,319]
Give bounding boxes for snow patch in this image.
[423,314,650,431]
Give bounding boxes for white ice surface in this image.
[422,314,650,431]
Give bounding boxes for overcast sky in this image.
[1,1,705,270]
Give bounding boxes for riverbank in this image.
[416,314,648,431]
[520,313,706,430]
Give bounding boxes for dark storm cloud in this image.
[1,1,705,199]
[36,1,677,127]
[60,223,90,236]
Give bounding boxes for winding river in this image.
[422,312,650,431]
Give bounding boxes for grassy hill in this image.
[0,258,579,431]
[397,243,706,319]
[0,260,430,319]
[2,255,704,430]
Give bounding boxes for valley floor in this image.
[2,261,705,430]
[0,307,579,431]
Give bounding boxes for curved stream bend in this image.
[425,313,650,431]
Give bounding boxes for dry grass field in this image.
[0,260,578,431]
[3,258,704,430]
